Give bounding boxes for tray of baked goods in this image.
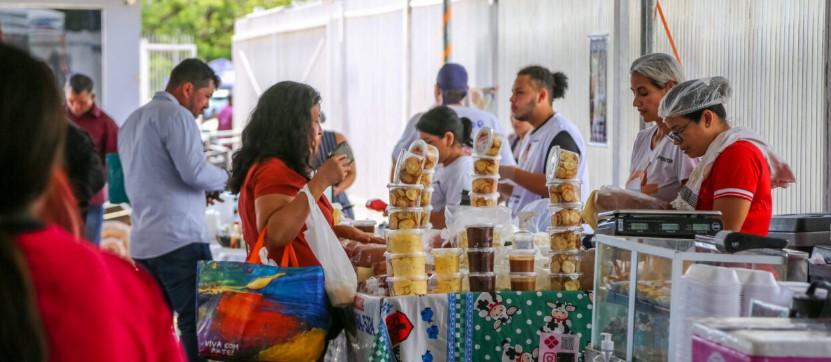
[605,280,672,313]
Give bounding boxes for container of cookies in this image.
[386,228,424,253]
[387,275,428,296]
[549,273,582,291]
[471,175,500,194]
[388,183,424,208]
[431,247,462,274]
[473,127,503,157]
[549,250,582,274]
[472,155,500,176]
[420,187,434,208]
[419,170,434,188]
[430,272,464,294]
[549,203,583,227]
[386,252,427,277]
[393,150,426,185]
[471,192,499,207]
[547,180,581,204]
[546,146,580,180]
[548,227,582,252]
[510,272,537,291]
[387,207,423,230]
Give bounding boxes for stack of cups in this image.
[509,230,537,291]
[466,224,496,292]
[545,146,584,291]
[470,128,501,207]
[386,144,431,296]
[430,248,463,293]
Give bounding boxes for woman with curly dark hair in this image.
[229,81,380,266]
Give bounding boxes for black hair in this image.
[442,89,467,105]
[0,43,66,362]
[681,104,728,124]
[416,106,473,147]
[228,81,321,193]
[517,65,568,103]
[166,58,220,90]
[67,73,94,93]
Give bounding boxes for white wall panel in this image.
[653,0,827,213]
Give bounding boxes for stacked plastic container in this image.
[470,128,501,207]
[385,141,438,296]
[508,228,537,291]
[546,146,584,291]
[416,141,439,228]
[466,224,496,292]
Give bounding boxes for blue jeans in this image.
[136,243,212,362]
[84,204,104,244]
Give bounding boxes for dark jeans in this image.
[136,243,212,362]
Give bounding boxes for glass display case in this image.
[591,235,786,361]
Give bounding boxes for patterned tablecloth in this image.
[346,291,594,362]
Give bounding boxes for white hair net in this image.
[658,76,732,118]
[630,53,685,88]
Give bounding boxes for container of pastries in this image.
[473,127,503,157]
[387,207,423,230]
[546,146,581,180]
[549,203,583,227]
[472,155,500,176]
[388,183,424,208]
[471,192,499,207]
[548,227,582,252]
[471,175,500,194]
[393,150,426,185]
[547,180,581,204]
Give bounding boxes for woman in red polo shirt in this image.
[659,77,795,235]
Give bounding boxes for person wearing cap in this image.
[627,53,698,202]
[660,76,795,235]
[391,63,516,174]
[500,65,590,215]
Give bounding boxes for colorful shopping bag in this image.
[196,239,330,361]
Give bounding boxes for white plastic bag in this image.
[300,185,358,307]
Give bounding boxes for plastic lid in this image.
[430,247,463,255]
[422,169,436,175]
[547,226,584,233]
[509,249,537,257]
[547,203,583,210]
[422,187,435,192]
[385,228,426,236]
[550,273,582,279]
[468,272,496,277]
[385,251,428,259]
[408,139,428,155]
[467,223,494,228]
[386,275,428,282]
[470,192,500,198]
[471,174,501,180]
[432,272,464,280]
[548,249,582,257]
[472,154,501,161]
[466,247,496,253]
[388,183,425,190]
[387,207,424,213]
[546,179,581,186]
[510,272,538,278]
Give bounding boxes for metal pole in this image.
[825,0,831,211]
[641,0,655,56]
[442,0,451,63]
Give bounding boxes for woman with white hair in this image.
[626,53,698,202]
[660,76,795,235]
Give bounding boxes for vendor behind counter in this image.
[659,76,795,235]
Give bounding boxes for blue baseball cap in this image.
[436,63,468,91]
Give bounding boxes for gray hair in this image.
[630,53,685,88]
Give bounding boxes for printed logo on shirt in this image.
[476,120,484,128]
[656,155,674,164]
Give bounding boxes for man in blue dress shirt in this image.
[119,58,228,362]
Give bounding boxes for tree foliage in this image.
[142,0,292,61]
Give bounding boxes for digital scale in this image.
[595,209,724,239]
[768,213,831,248]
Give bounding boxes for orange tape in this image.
[656,0,682,65]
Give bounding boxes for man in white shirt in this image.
[500,65,590,215]
[391,63,516,172]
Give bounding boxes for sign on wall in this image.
[589,34,608,145]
